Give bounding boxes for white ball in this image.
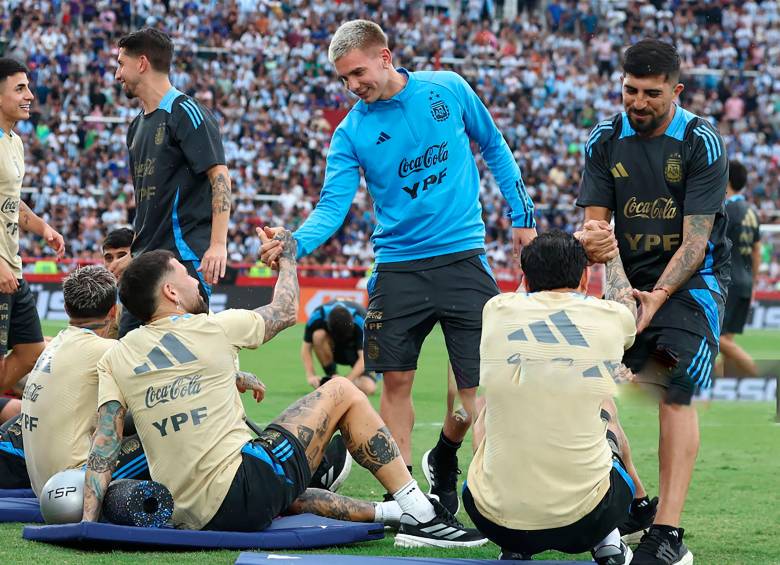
[39,469,85,524]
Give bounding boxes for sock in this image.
[593,528,621,552]
[373,500,402,525]
[631,496,650,512]
[384,466,413,500]
[393,479,436,522]
[323,362,337,376]
[433,430,462,466]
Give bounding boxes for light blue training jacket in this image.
[294,68,535,263]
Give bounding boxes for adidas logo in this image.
[420,523,466,540]
[508,310,589,348]
[376,131,391,144]
[611,162,629,178]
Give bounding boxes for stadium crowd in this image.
[1,0,780,278]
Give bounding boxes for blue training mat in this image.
[0,488,35,498]
[0,498,43,522]
[23,513,384,549]
[235,555,591,564]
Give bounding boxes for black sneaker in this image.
[309,434,352,492]
[592,540,633,565]
[499,549,533,560]
[421,448,461,515]
[620,496,659,545]
[394,498,488,548]
[632,526,693,565]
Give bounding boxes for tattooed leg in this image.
[286,488,376,522]
[271,377,412,493]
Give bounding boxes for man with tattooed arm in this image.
[82,230,486,548]
[0,58,65,415]
[577,39,730,565]
[109,28,232,337]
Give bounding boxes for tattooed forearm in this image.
[210,172,231,214]
[655,214,714,294]
[288,488,376,522]
[235,370,260,390]
[83,401,125,521]
[256,231,299,342]
[346,426,401,474]
[605,253,636,319]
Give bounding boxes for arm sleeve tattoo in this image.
[255,231,299,342]
[82,401,125,521]
[655,214,715,294]
[605,253,637,319]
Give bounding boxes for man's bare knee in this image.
[382,371,414,396]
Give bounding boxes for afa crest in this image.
[429,91,449,122]
[154,123,165,145]
[664,153,682,184]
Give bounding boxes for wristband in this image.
[652,287,671,301]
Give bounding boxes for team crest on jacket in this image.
[664,153,682,184]
[155,123,165,145]
[429,91,449,122]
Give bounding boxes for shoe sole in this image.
[327,450,353,493]
[621,529,647,546]
[394,533,489,549]
[674,550,693,565]
[421,449,460,515]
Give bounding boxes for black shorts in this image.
[333,344,359,367]
[119,260,209,337]
[0,280,44,356]
[624,285,724,405]
[722,292,751,335]
[112,435,151,480]
[364,254,499,389]
[203,424,310,532]
[0,415,29,489]
[463,463,634,556]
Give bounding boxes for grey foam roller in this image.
[102,479,174,528]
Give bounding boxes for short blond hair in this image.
[328,20,388,63]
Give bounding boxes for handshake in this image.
[574,220,619,264]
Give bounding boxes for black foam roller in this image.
[102,479,174,528]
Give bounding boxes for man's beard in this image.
[189,295,209,315]
[627,111,664,134]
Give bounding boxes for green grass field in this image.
[1,322,778,564]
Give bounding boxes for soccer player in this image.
[0,58,65,403]
[577,39,729,565]
[302,300,377,396]
[261,19,537,514]
[110,28,231,337]
[21,265,149,494]
[83,231,486,548]
[465,231,642,564]
[719,160,760,377]
[102,227,134,339]
[102,227,134,273]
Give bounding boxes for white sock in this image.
[373,500,402,526]
[392,479,436,522]
[594,528,621,552]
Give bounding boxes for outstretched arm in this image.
[605,253,636,320]
[634,214,715,332]
[254,229,299,342]
[82,401,125,521]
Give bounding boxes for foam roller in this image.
[102,479,174,528]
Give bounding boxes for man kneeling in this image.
[82,231,485,548]
[464,231,642,564]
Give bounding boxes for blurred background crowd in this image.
[2,0,779,283]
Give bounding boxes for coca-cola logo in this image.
[1,198,18,214]
[145,375,202,408]
[22,382,43,402]
[397,142,449,178]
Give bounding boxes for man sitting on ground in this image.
[464,230,648,564]
[83,230,485,548]
[302,300,376,396]
[0,266,151,491]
